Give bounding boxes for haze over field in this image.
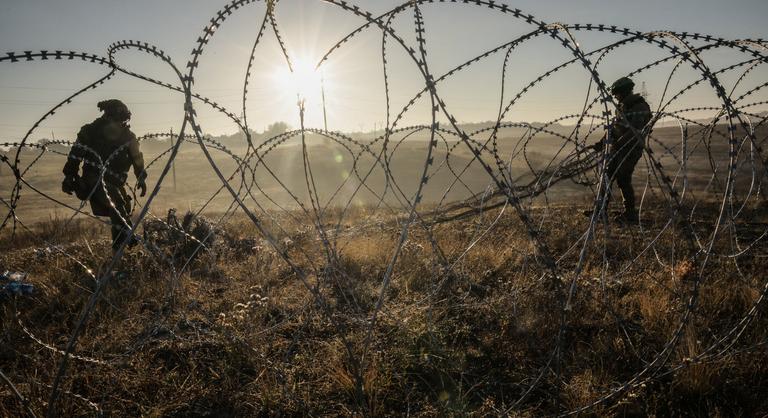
[3,123,764,222]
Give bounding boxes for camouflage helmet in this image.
[97,99,131,121]
[610,77,635,95]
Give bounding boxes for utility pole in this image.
[169,127,177,192]
[321,72,328,132]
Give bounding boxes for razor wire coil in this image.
[1,0,767,416]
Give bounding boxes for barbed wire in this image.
[1,0,767,416]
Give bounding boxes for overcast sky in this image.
[1,0,766,140]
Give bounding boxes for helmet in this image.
[97,99,131,121]
[610,77,635,95]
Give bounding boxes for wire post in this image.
[321,71,328,132]
[170,127,177,192]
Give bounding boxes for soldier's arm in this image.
[614,109,632,139]
[592,116,620,150]
[127,132,146,182]
[62,125,89,177]
[592,134,606,150]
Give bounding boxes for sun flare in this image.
[273,57,326,104]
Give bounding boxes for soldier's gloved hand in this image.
[62,176,77,195]
[137,179,147,197]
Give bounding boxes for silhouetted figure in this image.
[62,99,147,250]
[591,77,652,223]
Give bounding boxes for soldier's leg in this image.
[616,174,636,214]
[85,181,119,246]
[105,184,134,251]
[604,158,620,212]
[615,147,643,219]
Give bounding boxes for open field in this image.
[1,201,767,416]
[3,123,766,224]
[2,121,768,416]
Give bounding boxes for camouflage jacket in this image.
[63,116,145,185]
[610,93,652,152]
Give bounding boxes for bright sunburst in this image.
[273,56,326,105]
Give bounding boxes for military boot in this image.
[111,224,139,252]
[614,209,639,224]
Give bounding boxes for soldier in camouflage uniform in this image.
[591,77,652,223]
[62,99,147,250]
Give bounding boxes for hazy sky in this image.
[1,0,766,140]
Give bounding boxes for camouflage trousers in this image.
[606,142,643,214]
[82,177,135,250]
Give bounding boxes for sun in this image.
[273,56,325,105]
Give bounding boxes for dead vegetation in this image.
[1,203,767,416]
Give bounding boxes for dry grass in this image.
[1,203,767,416]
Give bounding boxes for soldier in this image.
[590,77,652,223]
[62,99,147,251]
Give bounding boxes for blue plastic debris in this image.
[1,270,34,299]
[2,281,34,296]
